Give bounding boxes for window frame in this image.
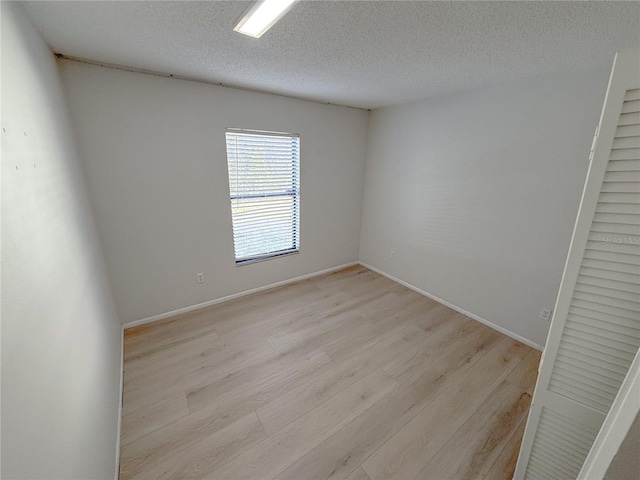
[225,128,301,266]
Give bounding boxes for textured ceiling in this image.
[21,1,640,109]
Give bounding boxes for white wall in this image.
[359,69,610,348]
[58,61,369,324]
[1,3,122,479]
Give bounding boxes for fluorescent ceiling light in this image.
[234,0,298,38]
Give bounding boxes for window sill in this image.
[235,249,299,266]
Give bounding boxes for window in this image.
[225,128,300,264]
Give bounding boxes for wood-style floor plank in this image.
[121,392,189,446]
[123,342,276,413]
[361,337,530,480]
[256,354,378,436]
[129,412,267,480]
[210,368,398,480]
[119,265,540,480]
[120,349,331,478]
[483,420,527,480]
[412,351,540,480]
[278,336,527,480]
[185,348,332,414]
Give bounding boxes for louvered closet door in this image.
[515,49,640,480]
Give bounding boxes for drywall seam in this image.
[359,261,544,351]
[123,261,358,329]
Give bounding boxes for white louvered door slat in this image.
[515,49,640,480]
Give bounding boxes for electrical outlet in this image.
[196,272,205,284]
[539,308,552,321]
[390,250,396,260]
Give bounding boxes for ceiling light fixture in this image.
[234,0,299,38]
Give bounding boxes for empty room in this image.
[2,1,640,479]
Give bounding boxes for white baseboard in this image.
[359,261,544,351]
[123,261,359,330]
[114,326,124,480]
[123,259,544,352]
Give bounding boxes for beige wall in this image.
[59,61,369,324]
[1,3,122,478]
[359,69,610,348]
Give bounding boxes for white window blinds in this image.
[225,129,300,264]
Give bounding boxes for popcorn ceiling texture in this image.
[23,1,640,109]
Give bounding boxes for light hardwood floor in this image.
[120,265,541,480]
